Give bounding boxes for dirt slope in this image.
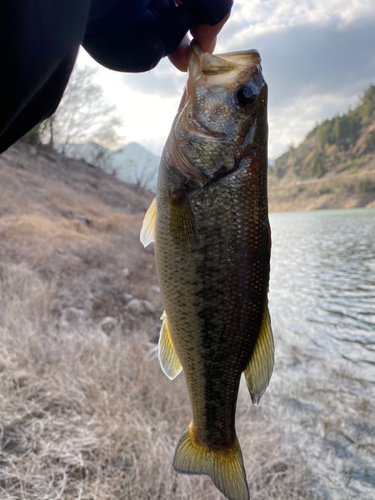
[0,141,160,325]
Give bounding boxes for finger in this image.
[168,34,191,72]
[168,8,231,72]
[190,12,230,54]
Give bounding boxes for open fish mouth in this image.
[187,41,262,88]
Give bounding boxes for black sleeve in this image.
[0,0,94,154]
[83,0,233,72]
[0,0,232,154]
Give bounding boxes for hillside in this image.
[111,142,159,192]
[269,85,375,211]
[0,140,159,323]
[58,141,159,192]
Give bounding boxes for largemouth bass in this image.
[141,42,273,500]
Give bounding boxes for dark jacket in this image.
[0,0,232,153]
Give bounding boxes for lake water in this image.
[267,209,375,499]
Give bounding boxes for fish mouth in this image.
[187,41,261,88]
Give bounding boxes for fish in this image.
[140,41,273,500]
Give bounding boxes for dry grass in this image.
[0,195,152,323]
[0,262,314,500]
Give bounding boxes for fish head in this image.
[168,42,268,185]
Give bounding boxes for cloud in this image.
[120,58,186,98]
[77,1,375,159]
[256,19,375,106]
[103,2,375,108]
[218,0,375,46]
[215,5,375,157]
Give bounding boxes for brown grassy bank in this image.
[268,162,375,212]
[0,262,313,500]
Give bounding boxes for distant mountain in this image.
[269,85,375,211]
[55,141,160,192]
[111,142,159,192]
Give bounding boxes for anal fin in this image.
[140,197,156,247]
[158,311,182,380]
[173,424,249,500]
[244,304,274,406]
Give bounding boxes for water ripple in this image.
[269,208,375,380]
[267,209,375,498]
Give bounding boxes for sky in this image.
[76,0,375,160]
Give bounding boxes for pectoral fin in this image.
[158,311,182,380]
[140,197,156,247]
[244,304,274,406]
[169,187,195,245]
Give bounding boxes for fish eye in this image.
[236,86,257,107]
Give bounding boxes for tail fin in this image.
[173,424,249,500]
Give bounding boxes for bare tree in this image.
[39,65,123,150]
[125,158,158,193]
[86,143,117,174]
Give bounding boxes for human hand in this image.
[168,8,230,72]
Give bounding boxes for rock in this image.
[13,370,32,388]
[62,211,92,227]
[123,293,133,302]
[126,298,155,316]
[121,268,130,277]
[63,307,86,323]
[100,316,118,334]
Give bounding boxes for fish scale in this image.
[141,42,274,500]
